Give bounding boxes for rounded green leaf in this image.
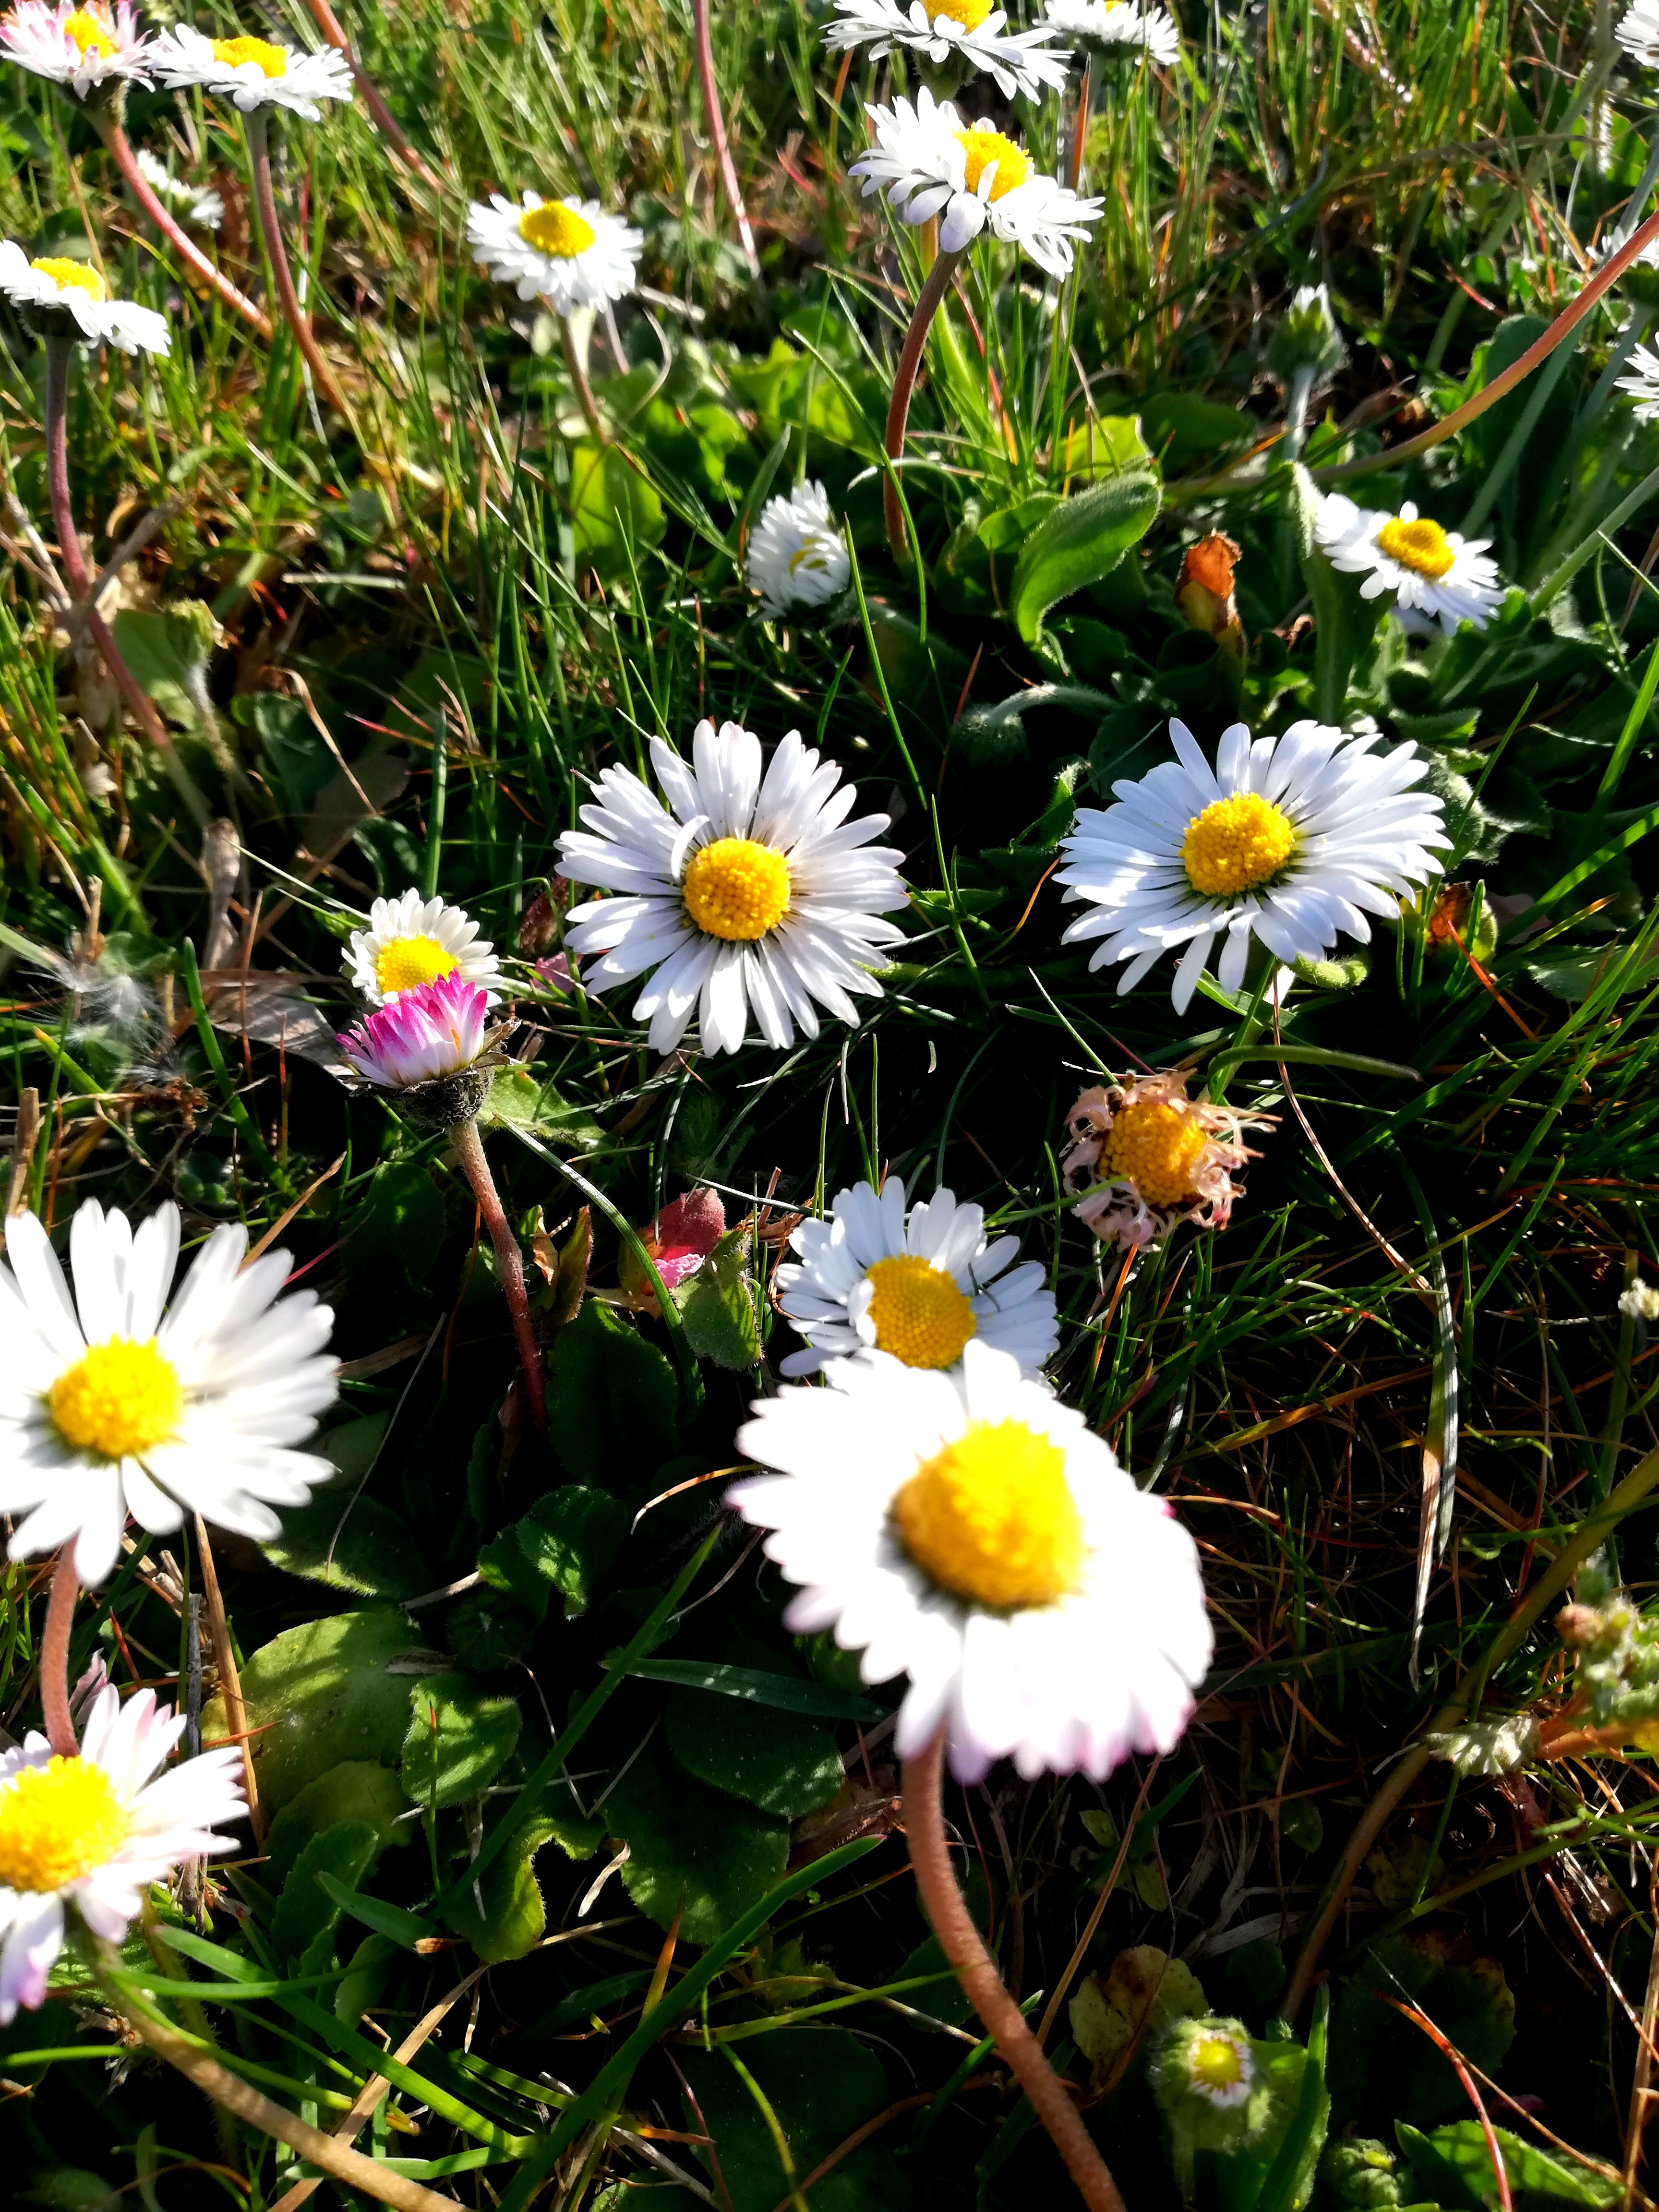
[400,1673,523,1810]
[605,1755,788,1944]
[663,1685,843,1818]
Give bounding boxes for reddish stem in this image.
[692,0,760,278]
[294,0,446,193]
[1070,55,1092,192]
[40,1551,80,1757]
[451,1115,547,1437]
[99,117,273,340]
[244,108,352,421]
[883,247,964,559]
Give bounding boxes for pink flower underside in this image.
[645,1187,726,1286]
[337,971,488,1085]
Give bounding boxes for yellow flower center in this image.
[0,1756,128,1893]
[1102,1098,1209,1209]
[1374,515,1456,579]
[1181,792,1297,896]
[517,202,597,259]
[682,837,791,941]
[790,541,830,574]
[48,1336,183,1461]
[864,1253,978,1370]
[62,8,117,58]
[929,0,995,23]
[31,257,107,301]
[374,934,459,996]
[954,128,1034,201]
[1190,2034,1247,2092]
[211,35,288,77]
[893,1419,1083,1609]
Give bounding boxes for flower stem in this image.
[692,0,760,278]
[902,1730,1127,2212]
[562,313,608,445]
[1070,55,1093,192]
[243,108,352,422]
[884,248,965,561]
[451,1115,547,1437]
[294,0,446,193]
[40,1550,80,1758]
[98,117,273,341]
[44,337,209,826]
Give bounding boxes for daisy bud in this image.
[1266,281,1346,392]
[1150,2016,1270,2199]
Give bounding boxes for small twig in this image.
[193,1515,262,1844]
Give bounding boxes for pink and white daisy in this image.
[0,0,149,96]
[336,970,490,1090]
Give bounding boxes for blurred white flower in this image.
[467,192,642,312]
[824,0,1071,103]
[1618,0,1659,66]
[148,25,352,118]
[746,482,850,619]
[1041,0,1178,63]
[1620,1277,1659,1322]
[1617,338,1659,422]
[135,148,223,231]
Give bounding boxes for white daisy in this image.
[775,1176,1058,1379]
[729,1342,1212,1782]
[1618,338,1659,422]
[336,971,490,1089]
[1619,0,1659,66]
[466,192,643,312]
[1057,716,1449,1015]
[0,0,149,96]
[345,888,503,1007]
[747,481,851,620]
[135,147,224,231]
[850,89,1103,278]
[823,0,1072,103]
[1041,0,1179,63]
[0,240,168,356]
[1312,492,1505,637]
[0,1683,243,2024]
[556,720,909,1058]
[0,1199,337,1586]
[146,24,353,118]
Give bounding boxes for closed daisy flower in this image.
[1057,717,1449,1014]
[556,720,908,1058]
[147,24,352,118]
[345,889,503,1007]
[776,1176,1057,1379]
[0,241,168,355]
[1312,493,1506,637]
[1619,0,1659,65]
[823,0,1071,103]
[0,0,146,92]
[0,1683,244,2024]
[747,481,851,620]
[730,1342,1212,1782]
[1041,0,1179,63]
[0,1199,337,1586]
[850,88,1102,276]
[336,971,491,1092]
[1061,1073,1270,1251]
[466,192,643,312]
[135,148,224,231]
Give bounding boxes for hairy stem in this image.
[562,314,608,446]
[451,1115,547,1436]
[244,108,352,421]
[98,117,273,340]
[294,0,446,192]
[884,247,966,560]
[692,0,760,277]
[40,1551,79,1758]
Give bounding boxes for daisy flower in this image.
[466,192,643,312]
[1057,717,1449,1015]
[1312,493,1506,637]
[823,0,1071,103]
[345,889,503,1008]
[0,1683,243,2024]
[0,1200,337,1587]
[336,970,490,1091]
[1617,338,1659,422]
[775,1175,1057,1379]
[556,720,908,1058]
[1619,0,1659,66]
[135,147,224,231]
[1061,1073,1270,1251]
[1041,0,1178,64]
[0,0,148,96]
[729,1341,1212,1782]
[850,89,1103,278]
[146,24,352,118]
[0,241,168,355]
[747,481,851,620]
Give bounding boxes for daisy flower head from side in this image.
[135,148,224,231]
[0,1199,337,1586]
[147,24,352,118]
[0,1683,244,2023]
[345,889,503,1007]
[1618,338,1659,423]
[730,1341,1212,1782]
[0,0,148,96]
[1041,0,1179,64]
[556,720,909,1058]
[1056,716,1449,1014]
[746,481,851,621]
[823,0,1072,103]
[849,87,1103,278]
[1313,492,1506,638]
[337,971,493,1097]
[775,1175,1058,1379]
[1061,1072,1270,1252]
[466,192,643,312]
[1619,0,1659,65]
[0,240,168,355]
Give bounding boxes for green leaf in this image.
[545,1300,679,1487]
[1140,392,1257,469]
[605,1754,789,1943]
[663,1685,843,1818]
[1060,412,1156,480]
[272,1822,379,1966]
[316,1876,435,1950]
[680,2029,915,2212]
[400,1674,523,1810]
[1010,473,1162,645]
[1400,2121,1618,2212]
[264,1761,412,1893]
[263,1414,433,1600]
[569,438,665,579]
[494,1485,629,1622]
[1329,1933,1515,2130]
[343,1162,446,1290]
[616,1658,885,1720]
[477,1068,605,1150]
[109,603,216,732]
[447,1809,559,1963]
[674,1227,759,1369]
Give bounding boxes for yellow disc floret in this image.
[1103,1098,1209,1209]
[1181,792,1297,896]
[1190,2034,1247,2094]
[863,1254,977,1370]
[928,0,994,25]
[954,128,1034,201]
[1374,515,1456,579]
[48,1337,183,1461]
[211,34,288,76]
[31,257,107,302]
[517,202,598,260]
[893,1419,1083,1609]
[0,1757,127,1893]
[374,934,459,996]
[62,8,118,59]
[682,837,791,941]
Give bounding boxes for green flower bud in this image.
[1267,283,1347,392]
[1149,2016,1270,2199]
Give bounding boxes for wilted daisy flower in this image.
[0,1200,337,1586]
[0,0,148,95]
[147,24,352,118]
[1619,0,1659,66]
[556,721,908,1058]
[775,1175,1057,1379]
[1617,339,1659,422]
[1620,1277,1659,1323]
[0,242,168,356]
[336,971,490,1092]
[1041,0,1178,63]
[135,148,224,231]
[1312,493,1505,637]
[1061,1073,1270,1251]
[1057,717,1449,1014]
[850,88,1103,277]
[730,1341,1212,1781]
[466,192,643,312]
[345,889,503,1008]
[0,1683,243,2024]
[747,481,851,620]
[823,0,1071,102]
